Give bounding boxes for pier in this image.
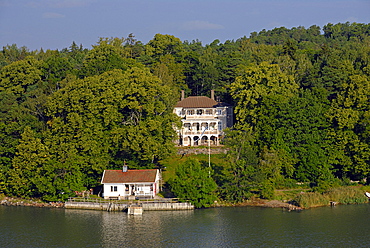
[127,203,143,215]
[65,197,194,212]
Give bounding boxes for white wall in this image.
[102,184,125,199]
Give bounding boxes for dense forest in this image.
[1,22,370,205]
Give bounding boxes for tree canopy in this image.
[1,22,370,202]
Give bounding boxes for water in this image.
[1,204,369,247]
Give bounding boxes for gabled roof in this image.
[101,169,158,184]
[175,96,218,108]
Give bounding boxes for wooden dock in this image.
[65,197,194,212]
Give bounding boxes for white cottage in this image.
[101,168,160,200]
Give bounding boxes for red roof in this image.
[175,96,218,108]
[101,169,158,184]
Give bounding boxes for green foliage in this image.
[295,192,329,208]
[1,55,179,199]
[230,62,298,126]
[295,187,368,208]
[326,187,368,204]
[42,55,73,84]
[0,44,32,68]
[2,23,370,202]
[0,56,42,96]
[145,34,185,62]
[219,128,257,203]
[169,158,217,208]
[79,42,142,77]
[160,152,226,183]
[44,67,178,193]
[312,176,342,193]
[6,127,53,198]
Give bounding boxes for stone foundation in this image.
[177,147,228,155]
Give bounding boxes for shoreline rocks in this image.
[1,196,302,211]
[0,197,64,208]
[229,199,303,211]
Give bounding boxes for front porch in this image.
[103,183,157,200]
[180,135,220,146]
[124,183,156,199]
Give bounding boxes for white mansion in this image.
[174,90,233,146]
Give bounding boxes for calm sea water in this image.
[1,203,369,247]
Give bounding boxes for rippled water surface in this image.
[1,203,370,247]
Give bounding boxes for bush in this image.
[259,181,275,199]
[169,158,218,208]
[312,177,341,193]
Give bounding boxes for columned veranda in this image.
[180,120,221,146]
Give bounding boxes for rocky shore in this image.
[1,196,301,211]
[226,199,303,211]
[250,199,302,211]
[0,196,64,208]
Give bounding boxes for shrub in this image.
[169,158,218,208]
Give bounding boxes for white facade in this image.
[101,169,160,200]
[174,91,233,146]
[102,182,158,199]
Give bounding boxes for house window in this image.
[184,123,191,131]
[196,109,203,115]
[205,109,213,115]
[111,186,117,192]
[187,110,194,115]
[216,109,222,115]
[218,122,222,131]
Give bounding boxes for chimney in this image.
[181,90,185,101]
[211,90,215,100]
[123,161,128,172]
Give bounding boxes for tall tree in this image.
[230,62,298,128]
[45,67,179,196]
[79,41,140,77]
[220,128,258,203]
[327,73,370,180]
[6,127,53,199]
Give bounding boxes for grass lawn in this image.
[159,152,227,182]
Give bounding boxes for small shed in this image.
[101,168,160,200]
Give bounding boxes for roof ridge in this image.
[175,95,218,108]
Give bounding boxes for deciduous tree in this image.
[170,158,217,208]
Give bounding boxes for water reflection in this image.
[1,204,370,247]
[97,210,194,247]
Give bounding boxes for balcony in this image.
[183,115,219,120]
[182,130,219,135]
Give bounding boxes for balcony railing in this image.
[182,130,219,135]
[183,115,220,120]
